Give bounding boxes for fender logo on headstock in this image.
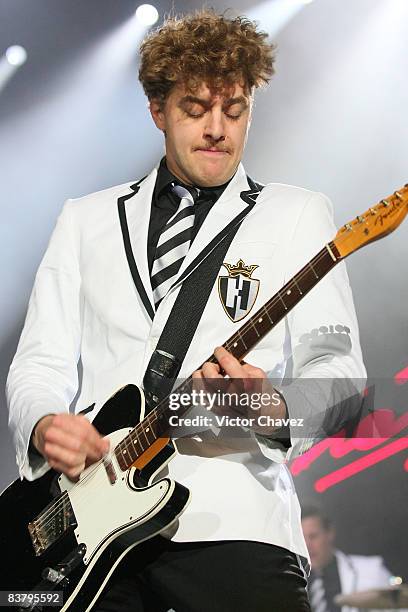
[374,200,400,226]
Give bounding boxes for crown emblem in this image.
[222,259,258,278]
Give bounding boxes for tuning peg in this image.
[356,215,365,222]
[381,199,390,207]
[395,191,403,201]
[344,223,353,231]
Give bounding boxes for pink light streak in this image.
[314,438,408,492]
[291,409,408,477]
[290,366,408,492]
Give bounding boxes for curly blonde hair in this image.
[139,9,276,103]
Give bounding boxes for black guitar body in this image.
[0,384,189,611]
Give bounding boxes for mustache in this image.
[194,145,231,153]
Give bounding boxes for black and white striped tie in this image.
[151,184,197,308]
[309,575,329,612]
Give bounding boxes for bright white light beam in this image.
[0,45,28,94]
[6,45,27,67]
[248,0,312,39]
[136,4,159,27]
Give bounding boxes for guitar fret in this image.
[278,292,288,310]
[144,417,157,442]
[118,446,129,469]
[309,262,319,279]
[264,307,274,325]
[140,425,151,447]
[249,318,261,337]
[150,415,159,440]
[132,432,145,456]
[238,331,248,350]
[293,277,303,295]
[124,439,137,462]
[139,426,149,451]
[326,243,337,262]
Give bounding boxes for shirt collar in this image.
[155,157,232,203]
[155,157,178,198]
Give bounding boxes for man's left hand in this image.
[192,346,287,436]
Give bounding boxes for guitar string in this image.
[32,203,397,535]
[33,242,337,534]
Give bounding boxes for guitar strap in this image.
[143,177,264,413]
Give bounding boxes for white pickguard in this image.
[58,429,174,564]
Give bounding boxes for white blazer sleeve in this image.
[257,192,367,461]
[6,200,81,480]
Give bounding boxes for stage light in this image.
[6,45,27,67]
[135,4,159,26]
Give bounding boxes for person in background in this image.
[302,506,401,612]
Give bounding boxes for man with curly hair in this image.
[7,9,365,612]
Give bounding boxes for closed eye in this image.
[225,112,242,120]
[185,109,205,118]
[180,99,207,119]
[224,103,247,120]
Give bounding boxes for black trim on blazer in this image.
[240,175,264,205]
[118,176,156,321]
[172,175,264,289]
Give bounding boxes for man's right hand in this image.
[32,413,110,481]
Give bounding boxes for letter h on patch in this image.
[218,259,260,322]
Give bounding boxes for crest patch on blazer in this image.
[218,259,260,322]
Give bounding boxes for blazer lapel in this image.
[117,168,157,320]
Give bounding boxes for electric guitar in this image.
[1,186,407,611]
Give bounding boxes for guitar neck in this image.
[114,241,341,471]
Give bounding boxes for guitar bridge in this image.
[28,492,77,556]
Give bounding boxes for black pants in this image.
[94,536,311,612]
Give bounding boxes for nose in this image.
[203,107,226,143]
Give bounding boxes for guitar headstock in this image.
[334,185,408,258]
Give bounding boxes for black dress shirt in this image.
[147,158,230,273]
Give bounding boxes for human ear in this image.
[149,99,166,131]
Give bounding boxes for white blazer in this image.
[7,163,366,558]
